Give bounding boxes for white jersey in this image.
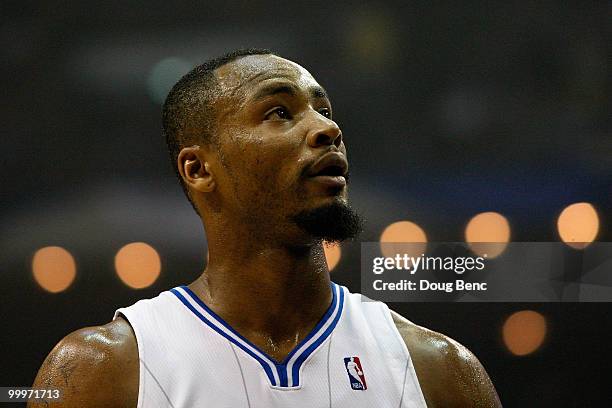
[114,282,427,408]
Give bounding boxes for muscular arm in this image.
[392,310,502,408]
[28,317,139,408]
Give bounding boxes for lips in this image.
[307,152,349,178]
[306,152,348,189]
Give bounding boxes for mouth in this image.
[307,152,349,188]
[309,174,347,187]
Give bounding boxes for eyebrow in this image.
[250,82,329,103]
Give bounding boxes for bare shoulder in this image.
[28,316,139,408]
[391,310,502,408]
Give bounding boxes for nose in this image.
[306,114,343,149]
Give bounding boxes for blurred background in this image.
[1,1,610,406]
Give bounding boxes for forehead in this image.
[214,54,321,99]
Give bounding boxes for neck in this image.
[188,228,333,361]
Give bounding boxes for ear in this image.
[177,145,216,193]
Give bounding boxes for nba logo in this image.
[344,357,367,390]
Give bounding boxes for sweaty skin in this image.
[30,54,501,407]
[29,315,501,407]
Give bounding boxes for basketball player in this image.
[30,49,501,407]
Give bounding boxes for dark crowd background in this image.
[1,1,610,407]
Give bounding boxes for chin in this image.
[291,198,364,243]
[312,192,348,207]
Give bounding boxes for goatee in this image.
[292,200,364,243]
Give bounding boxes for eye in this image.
[318,108,332,119]
[265,107,291,120]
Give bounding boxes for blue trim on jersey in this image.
[171,282,344,388]
[290,286,344,386]
[170,288,278,385]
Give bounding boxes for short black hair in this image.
[162,48,273,215]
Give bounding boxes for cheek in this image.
[231,138,301,195]
[257,129,304,170]
[221,121,309,202]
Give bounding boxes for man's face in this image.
[209,54,360,242]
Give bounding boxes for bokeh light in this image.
[323,242,342,271]
[115,242,161,289]
[344,8,397,71]
[465,212,511,258]
[502,310,547,356]
[380,221,427,258]
[32,246,77,293]
[557,202,599,249]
